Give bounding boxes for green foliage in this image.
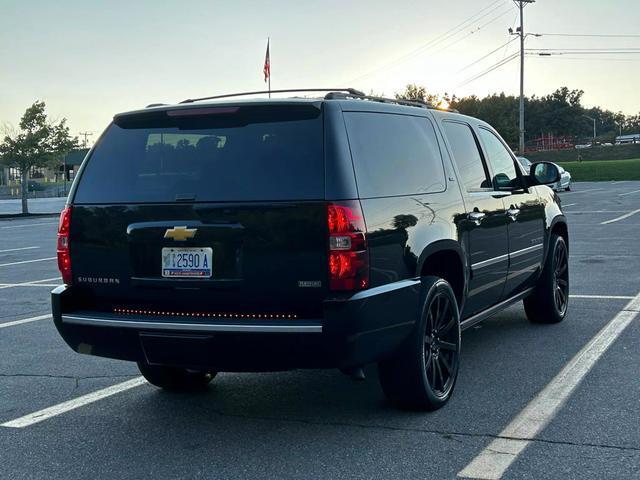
[0,101,79,213]
[558,159,640,181]
[525,144,640,163]
[398,84,640,149]
[0,101,78,171]
[396,84,440,104]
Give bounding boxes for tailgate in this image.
[69,202,328,316]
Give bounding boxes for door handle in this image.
[506,208,520,221]
[468,211,486,225]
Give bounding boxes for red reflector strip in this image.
[113,308,297,320]
[166,107,239,117]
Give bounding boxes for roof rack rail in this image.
[146,103,169,108]
[324,92,459,113]
[179,88,366,104]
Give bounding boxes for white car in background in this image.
[517,157,572,191]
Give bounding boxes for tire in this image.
[524,234,569,324]
[378,277,461,411]
[137,361,216,392]
[565,186,571,191]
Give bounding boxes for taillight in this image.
[327,201,369,291]
[57,206,72,285]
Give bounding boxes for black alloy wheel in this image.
[524,233,569,324]
[553,239,569,316]
[424,292,459,398]
[378,277,461,410]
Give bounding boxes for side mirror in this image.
[529,162,560,186]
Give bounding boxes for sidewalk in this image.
[0,197,66,216]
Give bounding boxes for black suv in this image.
[52,89,569,410]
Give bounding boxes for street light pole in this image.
[583,115,596,141]
[514,0,536,154]
[63,154,67,195]
[583,115,596,142]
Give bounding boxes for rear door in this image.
[68,103,329,317]
[476,127,545,299]
[441,120,509,317]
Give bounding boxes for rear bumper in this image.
[51,280,421,371]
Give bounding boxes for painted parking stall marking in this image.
[0,277,62,290]
[1,377,147,428]
[0,246,40,254]
[0,222,58,229]
[600,208,640,225]
[561,188,604,195]
[0,314,51,329]
[458,291,640,479]
[570,294,634,300]
[618,188,640,197]
[0,257,56,268]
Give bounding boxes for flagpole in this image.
[268,37,271,98]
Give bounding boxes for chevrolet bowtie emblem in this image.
[164,226,197,241]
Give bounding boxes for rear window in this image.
[73,105,324,203]
[343,112,446,198]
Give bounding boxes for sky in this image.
[1,0,639,142]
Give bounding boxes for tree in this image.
[0,101,78,214]
[396,84,440,104]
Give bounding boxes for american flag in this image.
[263,39,270,83]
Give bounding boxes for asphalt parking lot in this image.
[1,181,639,480]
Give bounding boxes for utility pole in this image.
[513,0,535,154]
[79,131,93,148]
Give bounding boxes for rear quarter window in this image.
[343,112,446,198]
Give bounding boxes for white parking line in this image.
[0,246,40,254]
[458,291,640,479]
[0,222,58,229]
[618,189,640,197]
[0,314,51,329]
[561,188,604,195]
[561,203,577,208]
[0,277,61,290]
[570,294,634,300]
[1,377,147,428]
[0,257,56,268]
[600,208,640,225]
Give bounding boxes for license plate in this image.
[161,248,213,278]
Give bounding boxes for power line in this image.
[536,33,640,38]
[427,7,515,59]
[528,50,640,55]
[532,56,640,62]
[457,52,520,88]
[345,0,511,84]
[529,48,640,51]
[457,37,519,73]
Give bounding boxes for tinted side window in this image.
[442,121,490,191]
[477,128,519,189]
[344,113,445,198]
